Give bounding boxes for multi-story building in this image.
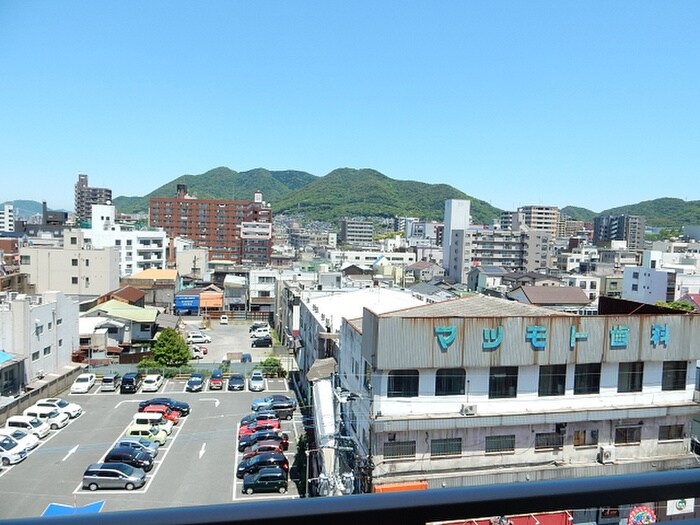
[517,205,560,237]
[556,215,586,238]
[0,291,78,385]
[74,173,112,224]
[149,185,272,264]
[0,203,15,232]
[19,229,120,296]
[442,200,471,281]
[593,215,646,251]
[332,294,700,493]
[339,219,374,247]
[83,204,168,277]
[470,227,551,273]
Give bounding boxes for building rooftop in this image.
[84,299,159,323]
[508,286,591,306]
[127,268,178,281]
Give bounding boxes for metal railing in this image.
[7,469,700,525]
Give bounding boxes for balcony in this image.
[9,470,700,525]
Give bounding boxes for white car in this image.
[0,428,39,453]
[0,435,27,466]
[5,416,50,439]
[142,374,164,392]
[186,332,211,344]
[71,373,96,394]
[36,398,83,419]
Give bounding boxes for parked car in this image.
[228,373,245,391]
[82,463,146,491]
[236,452,289,479]
[70,373,96,394]
[23,406,70,430]
[4,416,50,439]
[242,466,288,494]
[240,411,278,427]
[219,315,229,325]
[242,440,285,460]
[142,374,164,393]
[120,373,143,394]
[186,373,204,392]
[35,398,82,419]
[0,435,27,466]
[250,326,271,339]
[251,335,273,348]
[248,370,265,392]
[186,332,211,344]
[104,446,154,472]
[209,370,224,390]
[251,394,298,412]
[132,412,174,434]
[240,353,252,363]
[100,373,121,392]
[138,398,190,417]
[124,424,168,445]
[143,404,179,425]
[190,345,207,359]
[249,322,268,332]
[238,430,289,452]
[0,428,39,453]
[116,436,159,458]
[238,419,280,438]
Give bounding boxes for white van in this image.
[250,326,270,339]
[5,415,50,439]
[219,315,229,325]
[23,406,70,430]
[0,428,39,453]
[132,412,173,435]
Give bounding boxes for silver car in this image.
[82,462,146,491]
[248,370,266,392]
[116,436,159,458]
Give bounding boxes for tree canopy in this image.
[151,327,191,366]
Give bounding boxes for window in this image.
[573,429,599,447]
[58,339,63,347]
[430,438,462,457]
[658,424,683,441]
[632,284,638,291]
[71,277,78,284]
[662,361,687,391]
[140,323,150,332]
[485,435,515,453]
[618,362,643,393]
[384,441,416,459]
[57,318,62,325]
[387,370,419,397]
[259,290,271,298]
[31,351,40,361]
[435,368,465,396]
[70,236,77,245]
[615,426,641,445]
[632,271,639,279]
[574,363,601,395]
[489,366,518,398]
[85,259,89,267]
[43,346,51,356]
[71,258,78,266]
[126,240,132,246]
[535,432,564,450]
[20,255,30,265]
[538,364,566,396]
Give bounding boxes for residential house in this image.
[507,285,593,314]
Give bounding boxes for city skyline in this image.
[1,2,699,212]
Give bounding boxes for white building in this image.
[0,203,15,232]
[84,204,168,277]
[334,295,700,492]
[442,199,471,281]
[323,249,416,269]
[0,291,78,384]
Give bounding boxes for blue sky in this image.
[1,1,698,213]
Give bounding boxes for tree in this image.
[261,356,286,378]
[656,300,696,313]
[151,328,191,366]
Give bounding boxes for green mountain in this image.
[112,167,318,214]
[274,168,501,223]
[599,198,700,228]
[561,206,597,222]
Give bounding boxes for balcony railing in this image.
[7,470,700,525]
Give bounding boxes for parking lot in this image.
[0,320,304,520]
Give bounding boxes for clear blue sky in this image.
[1,1,698,213]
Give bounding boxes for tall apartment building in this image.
[149,185,272,265]
[74,173,112,224]
[470,227,551,273]
[442,199,471,281]
[0,203,14,232]
[517,205,559,236]
[593,214,646,250]
[339,219,374,247]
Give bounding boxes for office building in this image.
[593,215,646,251]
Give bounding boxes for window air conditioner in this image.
[460,404,477,416]
[598,445,615,464]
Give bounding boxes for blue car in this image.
[186,373,204,393]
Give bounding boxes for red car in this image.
[242,440,285,460]
[144,405,180,425]
[237,419,280,438]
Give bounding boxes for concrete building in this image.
[593,215,646,251]
[517,205,560,237]
[0,291,78,385]
[175,247,210,282]
[442,200,471,281]
[121,268,180,310]
[470,227,551,273]
[74,173,112,224]
[333,295,700,492]
[19,229,120,296]
[149,185,272,264]
[0,203,15,232]
[323,249,416,270]
[339,219,374,247]
[84,204,168,277]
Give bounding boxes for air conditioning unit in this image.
[36,369,45,379]
[598,445,615,464]
[460,404,477,416]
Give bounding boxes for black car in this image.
[120,373,143,394]
[251,335,273,348]
[238,430,289,452]
[227,373,245,391]
[186,373,204,392]
[242,466,288,494]
[138,398,191,417]
[236,453,289,479]
[104,446,154,472]
[240,411,278,427]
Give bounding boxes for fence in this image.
[0,366,84,426]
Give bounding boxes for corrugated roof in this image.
[110,285,146,303]
[510,286,591,305]
[128,269,178,281]
[84,299,159,322]
[381,294,572,318]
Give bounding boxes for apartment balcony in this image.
[10,469,700,525]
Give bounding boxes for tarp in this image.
[43,501,104,516]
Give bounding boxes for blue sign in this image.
[482,326,503,350]
[434,327,456,351]
[525,325,547,349]
[175,295,199,312]
[650,324,670,347]
[609,325,630,348]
